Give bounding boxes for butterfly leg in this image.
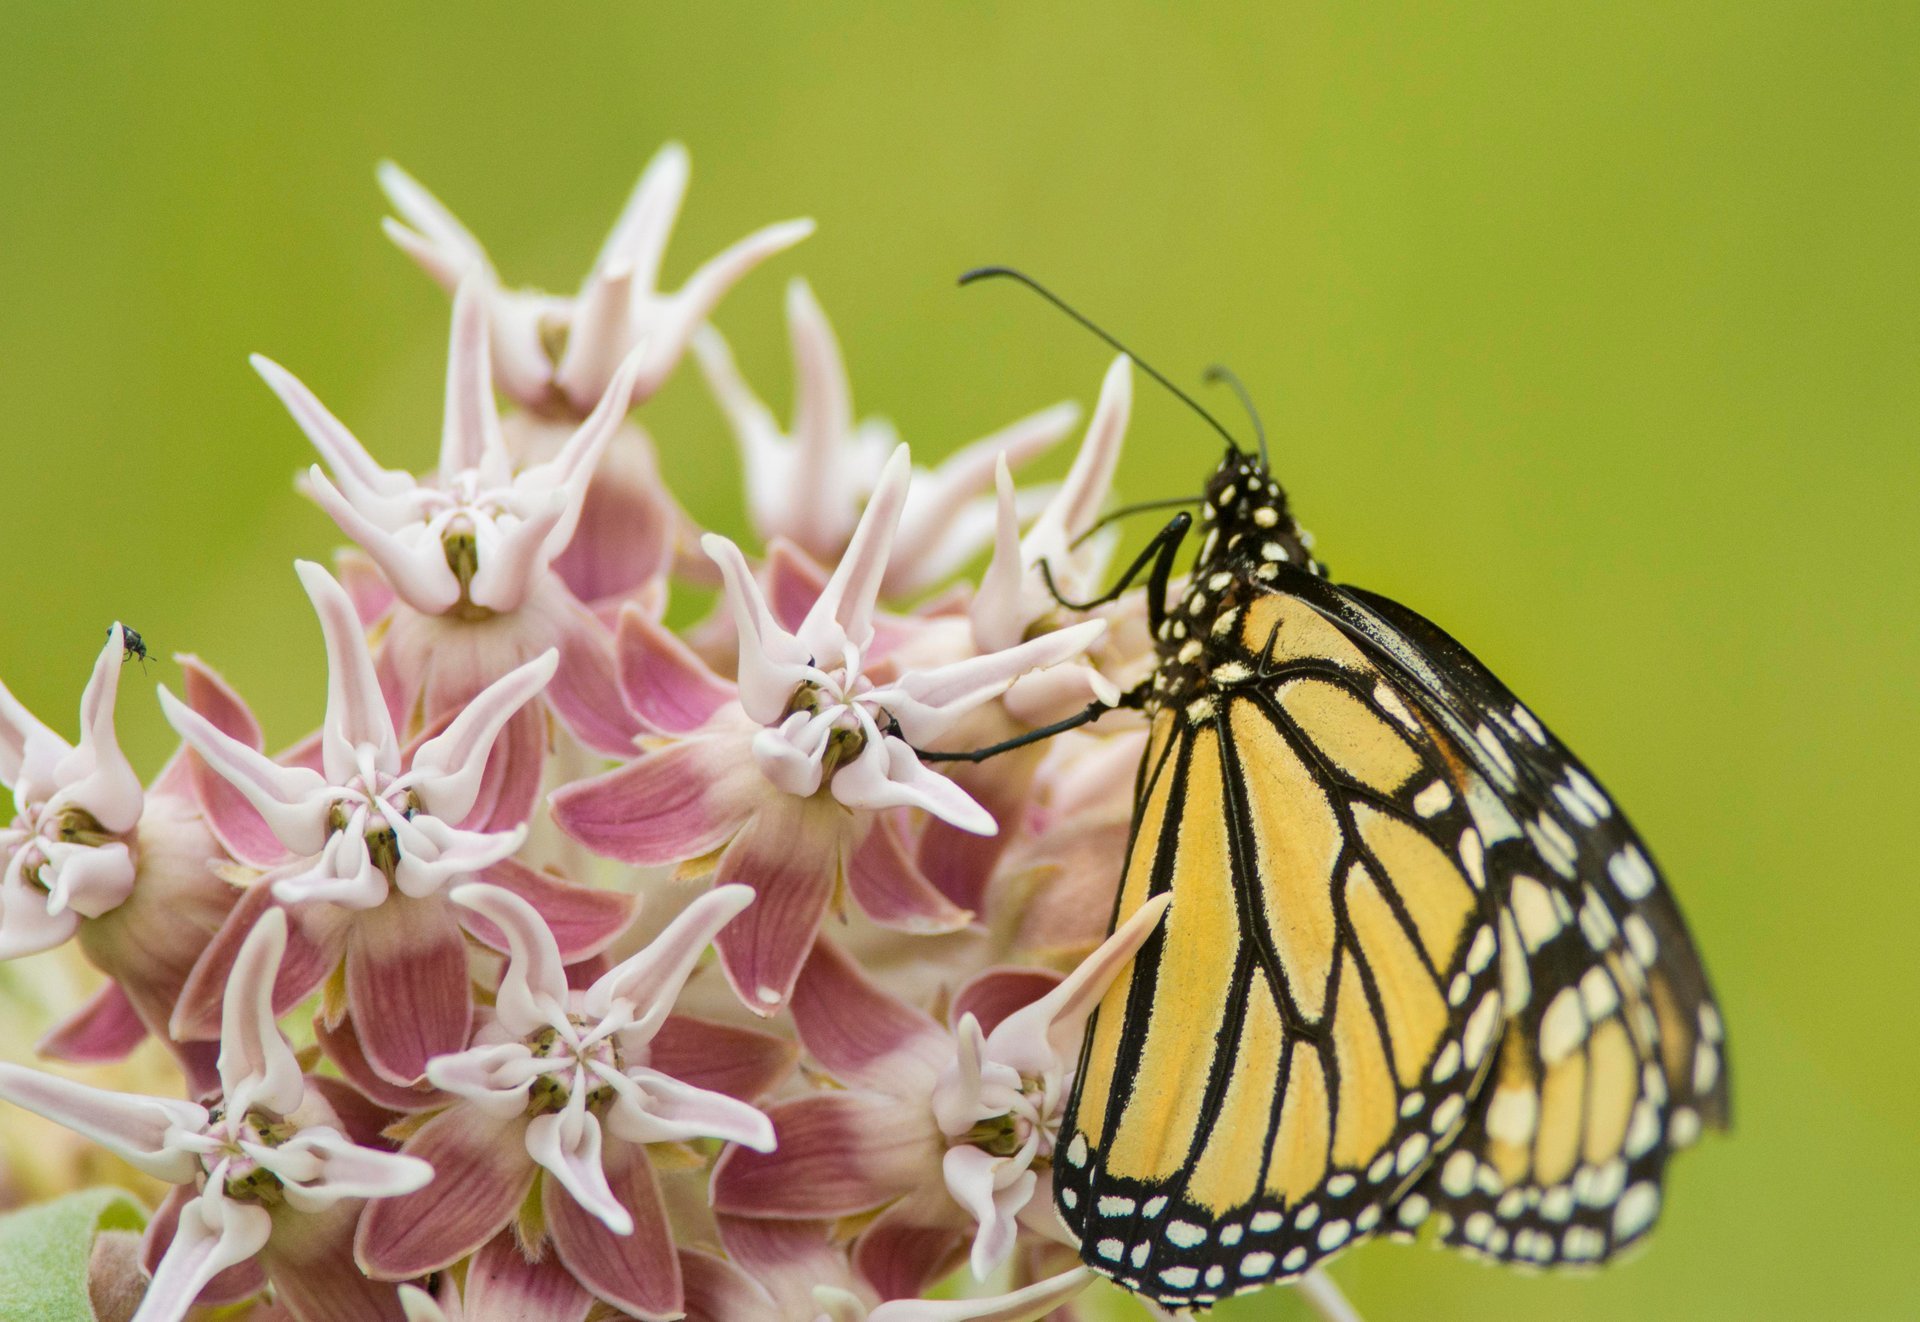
[1039,511,1191,634]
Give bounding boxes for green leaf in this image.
[0,1187,149,1322]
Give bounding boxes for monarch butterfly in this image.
[946,270,1729,1309]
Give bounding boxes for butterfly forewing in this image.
[1057,592,1505,1307]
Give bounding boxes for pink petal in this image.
[37,979,148,1064]
[715,1215,855,1317]
[304,1073,414,1146]
[649,1014,795,1102]
[597,143,688,292]
[297,560,402,784]
[451,702,544,834]
[471,857,634,962]
[941,1144,1034,1280]
[1047,355,1131,546]
[261,1126,433,1213]
[549,439,677,608]
[679,1247,781,1322]
[852,1189,970,1302]
[142,1185,267,1311]
[990,891,1170,1078]
[171,885,349,1041]
[702,535,814,726]
[302,468,463,616]
[968,459,1028,653]
[869,619,1107,746]
[264,1198,413,1322]
[524,345,648,559]
[0,673,57,786]
[157,686,330,857]
[465,1230,595,1322]
[527,1097,627,1233]
[764,540,829,633]
[788,936,947,1093]
[545,1135,681,1320]
[377,161,494,290]
[175,656,287,865]
[549,736,758,867]
[65,626,143,834]
[142,1190,274,1322]
[552,265,635,420]
[711,1091,935,1219]
[868,1266,1094,1322]
[438,277,509,483]
[782,279,856,554]
[546,594,642,757]
[219,907,307,1116]
[617,605,734,735]
[448,882,569,1036]
[596,1064,774,1151]
[345,895,473,1085]
[582,883,753,1027]
[355,1109,534,1279]
[0,1064,204,1182]
[711,800,846,1014]
[830,734,996,836]
[635,217,815,402]
[846,814,973,934]
[951,968,1061,1041]
[408,650,556,825]
[798,444,910,657]
[335,548,398,626]
[252,354,414,509]
[887,400,1081,598]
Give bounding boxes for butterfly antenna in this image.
[1203,364,1269,468]
[959,266,1248,456]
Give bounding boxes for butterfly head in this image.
[1193,447,1325,580]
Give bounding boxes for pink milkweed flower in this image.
[551,445,1107,1012]
[0,909,433,1322]
[160,561,631,1086]
[694,279,1081,599]
[255,282,659,764]
[357,883,780,1322]
[711,894,1170,1299]
[380,142,813,416]
[970,355,1158,728]
[256,282,645,623]
[1,625,235,1085]
[0,625,146,956]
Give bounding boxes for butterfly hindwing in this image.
[1287,576,1730,1266]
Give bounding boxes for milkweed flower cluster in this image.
[0,143,1183,1322]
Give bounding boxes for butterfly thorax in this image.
[1146,451,1326,716]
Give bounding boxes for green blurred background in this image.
[1,4,1915,1318]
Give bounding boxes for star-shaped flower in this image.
[162,561,632,1085]
[256,284,646,620]
[712,894,1170,1293]
[358,882,782,1321]
[380,141,812,415]
[0,624,145,957]
[551,444,1108,1012]
[0,909,433,1322]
